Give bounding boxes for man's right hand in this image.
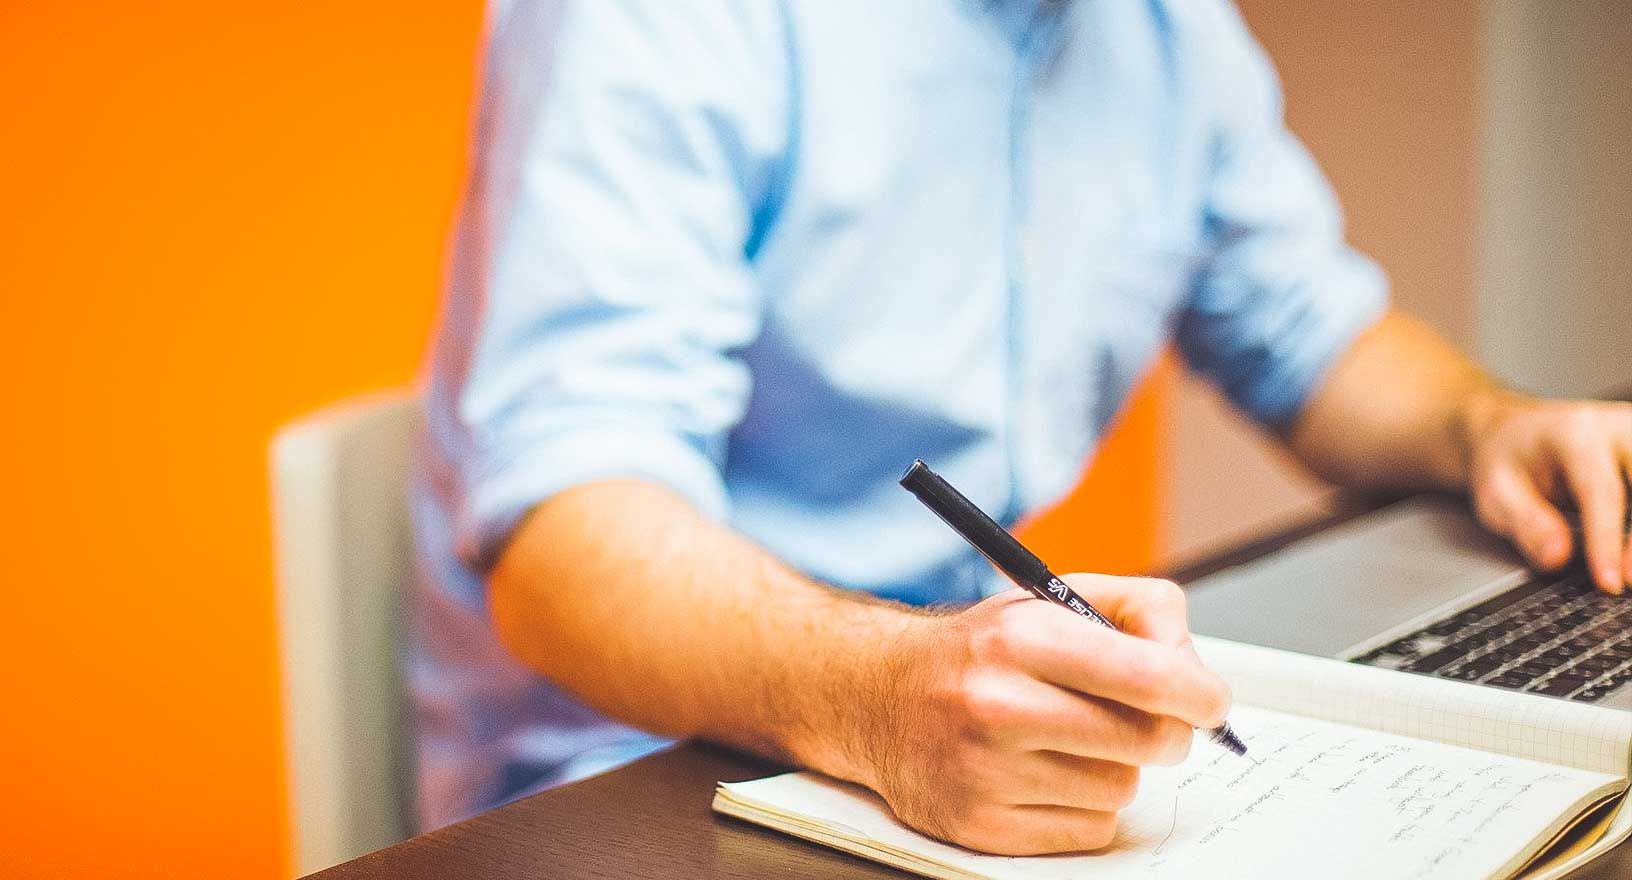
[490,482,1230,857]
[846,575,1232,856]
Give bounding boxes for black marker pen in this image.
[900,459,1247,757]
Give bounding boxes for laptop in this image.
[1185,496,1632,710]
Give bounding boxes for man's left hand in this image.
[1462,392,1632,593]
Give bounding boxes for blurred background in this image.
[1,2,1627,877]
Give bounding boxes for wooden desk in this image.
[309,498,1632,880]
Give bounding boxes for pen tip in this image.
[1213,725,1248,757]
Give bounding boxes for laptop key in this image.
[1381,637,1421,656]
[1490,646,1531,664]
[1487,672,1533,690]
[1533,675,1591,697]
[1514,661,1555,679]
[1406,645,1474,674]
[1577,654,1621,673]
[1455,656,1501,679]
[1426,619,1465,637]
[1446,664,1488,682]
[1585,624,1621,642]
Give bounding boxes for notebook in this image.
[713,637,1632,880]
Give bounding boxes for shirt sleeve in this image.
[444,0,790,569]
[1174,3,1389,432]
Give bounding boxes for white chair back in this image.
[271,394,419,875]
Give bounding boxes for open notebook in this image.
[714,637,1632,880]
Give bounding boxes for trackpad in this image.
[1184,498,1527,657]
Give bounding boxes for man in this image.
[412,0,1632,854]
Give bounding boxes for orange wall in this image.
[0,3,1157,877]
[0,3,484,877]
[1020,363,1168,577]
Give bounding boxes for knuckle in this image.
[1558,410,1601,449]
[989,606,1036,659]
[1123,650,1174,706]
[1104,764,1141,810]
[1061,572,1111,597]
[968,621,1006,664]
[1160,720,1195,766]
[1547,403,1582,428]
[1080,813,1120,850]
[1152,578,1186,607]
[1121,713,1172,765]
[955,675,1014,736]
[970,612,1022,664]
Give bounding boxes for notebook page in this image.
[717,705,1624,880]
[1196,636,1632,775]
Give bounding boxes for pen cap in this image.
[899,460,1053,588]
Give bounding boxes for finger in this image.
[974,671,1194,766]
[1551,431,1627,593]
[939,803,1120,855]
[1624,514,1632,590]
[998,752,1144,812]
[1624,471,1632,590]
[1060,573,1191,648]
[999,606,1231,728]
[1039,696,1194,767]
[1619,432,1632,588]
[1474,462,1572,571]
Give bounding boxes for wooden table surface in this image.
[309,495,1632,880]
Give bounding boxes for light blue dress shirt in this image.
[411,0,1388,828]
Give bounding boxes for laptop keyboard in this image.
[1353,570,1632,703]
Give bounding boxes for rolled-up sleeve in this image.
[1175,5,1389,432]
[447,0,789,569]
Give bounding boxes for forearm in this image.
[487,478,921,782]
[488,481,1236,855]
[1287,309,1512,492]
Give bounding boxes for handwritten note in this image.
[1096,707,1615,879]
[717,706,1623,880]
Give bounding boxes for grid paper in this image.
[1196,636,1632,776]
